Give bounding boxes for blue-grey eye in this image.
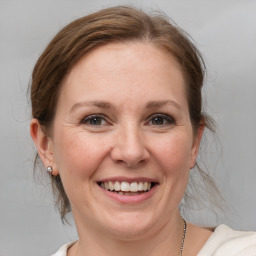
[152,116,165,125]
[89,117,103,125]
[81,115,107,126]
[148,114,175,126]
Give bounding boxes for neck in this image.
[73,212,185,256]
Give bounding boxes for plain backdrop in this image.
[0,0,256,255]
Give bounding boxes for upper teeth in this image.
[100,181,151,192]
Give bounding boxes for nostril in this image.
[110,136,149,167]
[113,158,147,168]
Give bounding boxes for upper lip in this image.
[97,176,158,183]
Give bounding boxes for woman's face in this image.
[47,42,202,237]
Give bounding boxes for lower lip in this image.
[99,185,158,204]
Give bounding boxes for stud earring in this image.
[47,166,53,174]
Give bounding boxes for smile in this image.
[98,181,155,196]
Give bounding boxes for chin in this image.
[99,211,158,240]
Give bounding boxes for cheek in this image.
[149,134,192,210]
[53,130,107,180]
[152,134,193,174]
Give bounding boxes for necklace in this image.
[75,219,187,256]
[179,219,187,256]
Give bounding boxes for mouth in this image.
[97,181,157,196]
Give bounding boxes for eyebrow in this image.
[70,100,114,113]
[146,100,181,110]
[70,99,181,113]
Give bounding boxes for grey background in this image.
[1,0,256,255]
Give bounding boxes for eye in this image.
[147,114,175,126]
[81,114,108,126]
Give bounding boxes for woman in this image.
[30,6,256,256]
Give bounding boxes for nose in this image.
[110,125,149,168]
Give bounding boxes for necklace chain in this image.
[75,219,187,256]
[179,219,187,256]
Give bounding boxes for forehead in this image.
[59,42,187,109]
[68,42,183,76]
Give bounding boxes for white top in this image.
[52,225,256,256]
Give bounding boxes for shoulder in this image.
[198,224,256,256]
[51,241,76,256]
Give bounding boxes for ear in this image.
[30,119,58,176]
[189,123,205,169]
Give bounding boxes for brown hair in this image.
[31,6,219,220]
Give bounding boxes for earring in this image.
[47,166,53,174]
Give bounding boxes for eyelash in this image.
[80,113,175,127]
[81,114,108,126]
[146,113,176,126]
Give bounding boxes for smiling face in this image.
[39,42,203,238]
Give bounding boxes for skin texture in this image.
[31,42,211,256]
